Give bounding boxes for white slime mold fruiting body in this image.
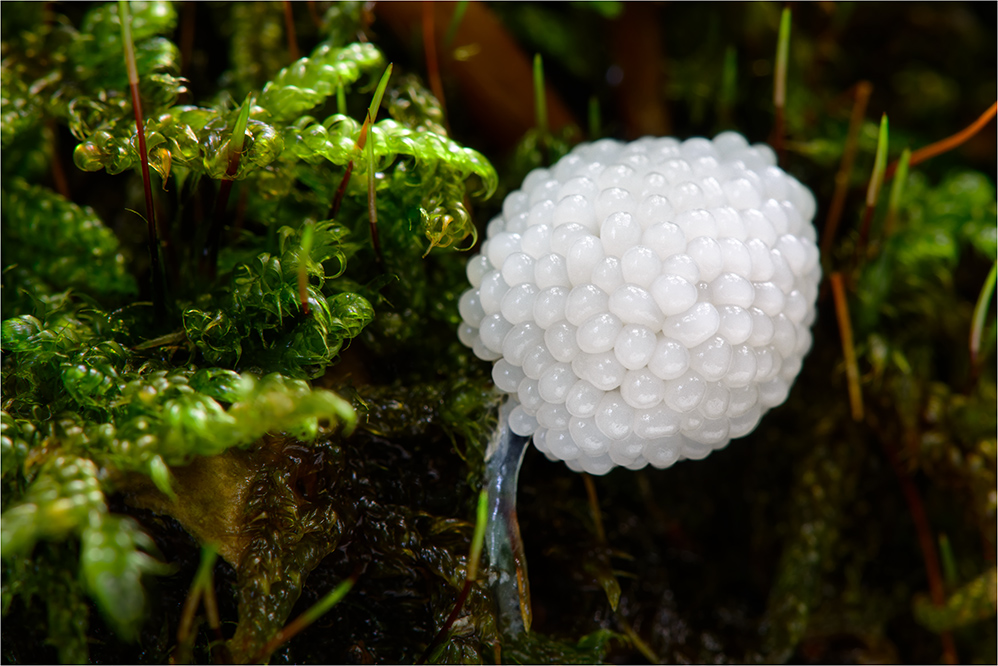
[460,133,820,475]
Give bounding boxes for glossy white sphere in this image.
[459,133,820,475]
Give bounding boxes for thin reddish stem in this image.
[582,473,606,544]
[282,1,300,62]
[202,104,249,279]
[770,6,791,161]
[172,578,202,664]
[821,81,872,260]
[507,503,532,631]
[252,569,360,663]
[172,546,220,665]
[879,438,959,664]
[328,66,393,245]
[179,1,196,81]
[202,571,223,649]
[46,119,70,198]
[307,1,322,28]
[886,101,997,180]
[130,84,157,261]
[853,200,876,266]
[418,490,489,663]
[417,579,473,665]
[120,0,165,321]
[422,2,448,122]
[329,116,372,220]
[329,161,355,220]
[202,179,234,278]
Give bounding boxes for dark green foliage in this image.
[2,301,357,474]
[1,1,183,145]
[71,1,181,107]
[224,2,287,96]
[855,171,997,335]
[761,433,863,662]
[183,220,374,377]
[1,178,136,307]
[2,543,92,663]
[914,567,998,632]
[0,453,168,642]
[2,1,497,659]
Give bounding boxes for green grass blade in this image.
[230,93,252,161]
[302,577,355,626]
[367,64,394,129]
[588,95,601,140]
[719,45,738,125]
[883,147,910,238]
[119,0,164,320]
[443,1,469,48]
[467,489,488,581]
[534,53,547,134]
[336,83,346,115]
[867,113,890,207]
[970,260,997,364]
[774,6,791,111]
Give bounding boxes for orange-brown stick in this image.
[886,101,997,180]
[422,2,448,122]
[821,81,872,259]
[830,272,863,421]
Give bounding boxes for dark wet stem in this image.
[484,398,532,637]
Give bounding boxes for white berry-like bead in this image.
[458,134,821,474]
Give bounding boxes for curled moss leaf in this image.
[260,42,385,123]
[0,314,44,351]
[73,103,283,181]
[200,115,284,181]
[184,219,372,377]
[68,2,183,122]
[326,292,375,340]
[285,115,496,252]
[2,297,357,468]
[181,308,242,367]
[290,117,497,196]
[420,180,477,254]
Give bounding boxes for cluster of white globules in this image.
[457,132,820,475]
